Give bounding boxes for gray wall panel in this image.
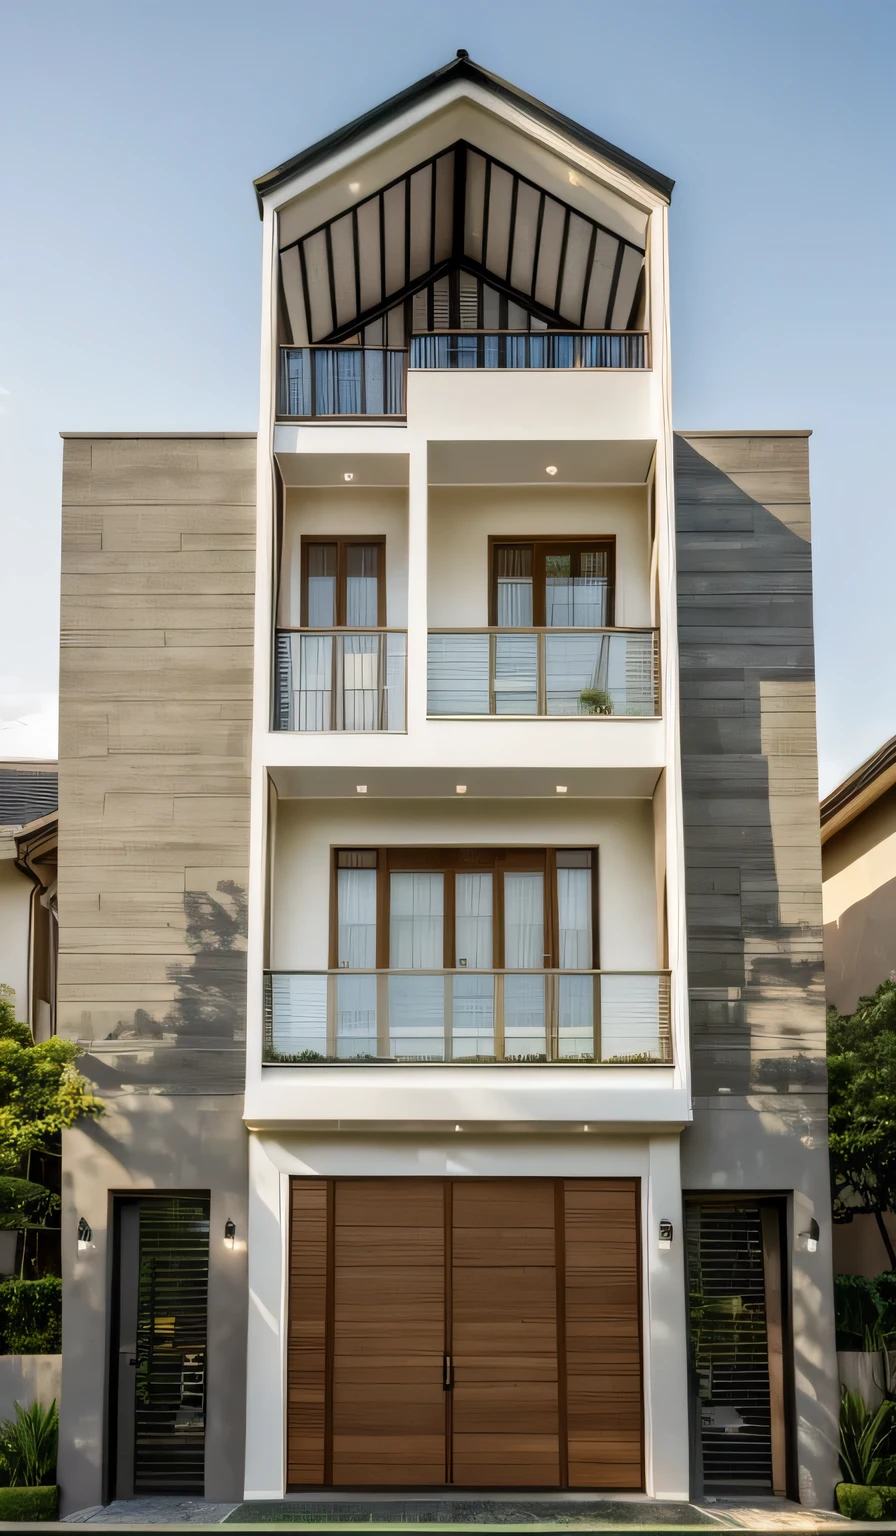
[675,431,837,1505]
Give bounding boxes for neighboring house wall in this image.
[0,854,30,1016]
[822,783,896,1015]
[55,434,256,1515]
[674,430,838,1505]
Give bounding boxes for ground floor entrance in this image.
[287,1177,642,1490]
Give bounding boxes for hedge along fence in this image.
[0,1485,58,1521]
[0,1279,61,1355]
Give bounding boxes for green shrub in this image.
[0,1399,58,1487]
[0,1483,58,1520]
[835,1272,896,1351]
[836,1483,896,1520]
[840,1389,896,1486]
[0,1277,61,1354]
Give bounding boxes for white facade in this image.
[245,68,691,1498]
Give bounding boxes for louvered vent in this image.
[275,632,292,730]
[134,1196,210,1494]
[686,1203,774,1493]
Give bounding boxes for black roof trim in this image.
[253,53,674,215]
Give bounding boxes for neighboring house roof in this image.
[0,764,59,830]
[821,735,896,843]
[254,51,675,213]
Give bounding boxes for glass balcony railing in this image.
[278,346,406,418]
[427,629,659,717]
[410,331,648,370]
[263,970,672,1065]
[274,630,406,731]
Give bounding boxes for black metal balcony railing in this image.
[263,970,672,1065]
[275,630,406,732]
[278,346,406,418]
[410,331,648,370]
[427,629,660,718]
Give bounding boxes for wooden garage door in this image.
[287,1177,641,1489]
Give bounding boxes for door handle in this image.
[442,1353,454,1391]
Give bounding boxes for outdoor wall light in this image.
[343,472,354,482]
[356,785,367,794]
[545,465,558,476]
[800,1217,820,1253]
[224,1218,236,1250]
[556,785,567,794]
[456,785,467,794]
[658,1220,673,1251]
[77,1217,92,1253]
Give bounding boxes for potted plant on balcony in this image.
[579,687,613,716]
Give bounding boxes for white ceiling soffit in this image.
[427,439,655,485]
[268,765,662,799]
[275,452,410,487]
[279,138,647,346]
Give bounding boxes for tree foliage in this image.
[0,991,103,1186]
[828,978,896,1269]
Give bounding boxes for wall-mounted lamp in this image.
[800,1217,820,1254]
[224,1218,236,1251]
[343,472,354,482]
[77,1217,92,1253]
[658,1220,673,1251]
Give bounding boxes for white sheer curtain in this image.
[307,576,336,626]
[504,873,544,967]
[496,547,533,627]
[557,868,592,968]
[390,873,444,967]
[297,635,333,730]
[337,868,377,967]
[346,545,379,627]
[455,873,493,968]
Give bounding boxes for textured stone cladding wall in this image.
[57,436,256,1094]
[674,433,825,1098]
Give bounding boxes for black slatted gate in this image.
[114,1194,210,1497]
[685,1202,779,1494]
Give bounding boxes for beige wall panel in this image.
[680,435,810,473]
[58,435,255,1091]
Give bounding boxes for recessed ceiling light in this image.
[356,784,367,794]
[456,784,467,794]
[556,785,567,794]
[343,471,354,482]
[545,465,558,476]
[349,181,361,193]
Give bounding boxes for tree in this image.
[828,978,896,1270]
[0,988,103,1244]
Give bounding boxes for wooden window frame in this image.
[488,535,616,627]
[300,535,387,627]
[330,846,599,970]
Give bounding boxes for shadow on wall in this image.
[674,435,825,1098]
[824,873,896,1017]
[85,881,247,1096]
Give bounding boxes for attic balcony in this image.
[274,140,654,432]
[276,330,648,421]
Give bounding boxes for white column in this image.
[644,1132,690,1498]
[405,439,429,736]
[243,1137,287,1497]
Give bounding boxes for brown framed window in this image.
[301,537,385,627]
[489,538,615,627]
[330,847,598,970]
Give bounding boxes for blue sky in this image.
[1,0,893,792]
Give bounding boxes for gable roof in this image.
[254,52,674,215]
[0,765,58,830]
[821,734,896,844]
